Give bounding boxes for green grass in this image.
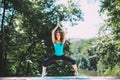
[78,69,97,76]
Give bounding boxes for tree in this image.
[91,0,120,76]
[0,0,16,76]
[0,0,83,76]
[70,38,97,71]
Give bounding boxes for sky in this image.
[0,0,105,40]
[57,0,104,40]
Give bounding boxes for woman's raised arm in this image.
[58,23,66,43]
[52,23,59,43]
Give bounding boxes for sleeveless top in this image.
[53,43,64,56]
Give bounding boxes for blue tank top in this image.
[53,43,64,56]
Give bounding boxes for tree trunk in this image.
[0,0,6,77]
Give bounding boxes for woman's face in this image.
[56,32,61,40]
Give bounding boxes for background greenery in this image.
[0,0,120,77]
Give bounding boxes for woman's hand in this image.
[58,22,62,28]
[57,22,59,27]
[58,22,65,32]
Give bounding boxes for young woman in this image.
[41,23,78,77]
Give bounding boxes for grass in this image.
[78,69,97,76]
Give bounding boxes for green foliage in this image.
[91,34,120,76]
[0,0,83,76]
[91,0,120,76]
[70,38,97,71]
[104,63,120,76]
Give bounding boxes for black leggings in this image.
[42,55,76,67]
